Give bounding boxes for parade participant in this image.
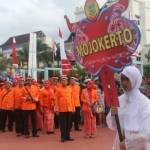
[107,66,150,150]
[32,79,43,131]
[22,77,39,138]
[13,77,25,136]
[81,79,99,138]
[0,81,4,130]
[55,75,75,142]
[70,76,81,131]
[49,75,60,129]
[40,80,55,134]
[0,81,14,132]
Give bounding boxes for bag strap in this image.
[24,86,35,103]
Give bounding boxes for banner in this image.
[65,0,141,76]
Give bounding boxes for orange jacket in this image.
[0,88,14,110]
[70,84,81,107]
[13,86,26,109]
[55,85,75,112]
[21,85,39,110]
[39,87,55,109]
[81,88,98,112]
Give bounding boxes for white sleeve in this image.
[106,111,117,131]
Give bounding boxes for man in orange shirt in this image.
[0,80,4,131]
[13,77,26,136]
[49,75,60,129]
[70,76,81,131]
[55,75,75,142]
[22,77,39,138]
[1,81,14,132]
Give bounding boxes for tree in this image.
[17,40,54,68]
[37,39,53,67]
[0,53,12,71]
[17,43,29,68]
[143,65,150,78]
[145,49,150,63]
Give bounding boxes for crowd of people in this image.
[0,74,107,142]
[0,66,150,148]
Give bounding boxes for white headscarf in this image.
[121,65,142,90]
[118,65,150,134]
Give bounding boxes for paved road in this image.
[0,127,115,150]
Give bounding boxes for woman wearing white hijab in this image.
[107,65,150,150]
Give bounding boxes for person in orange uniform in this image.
[13,77,26,136]
[1,81,14,132]
[49,75,60,129]
[31,79,43,131]
[0,80,4,130]
[81,79,98,138]
[55,75,75,142]
[70,76,81,131]
[40,80,55,134]
[22,77,39,138]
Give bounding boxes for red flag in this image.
[100,65,119,107]
[12,37,18,65]
[59,28,63,39]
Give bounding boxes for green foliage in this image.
[68,63,87,79]
[0,53,12,70]
[145,49,150,63]
[17,40,54,68]
[143,65,150,78]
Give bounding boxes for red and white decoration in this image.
[12,37,18,68]
[59,28,71,75]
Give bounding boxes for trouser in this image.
[59,112,72,140]
[22,110,37,136]
[14,109,24,134]
[1,109,14,131]
[73,107,81,130]
[0,109,2,130]
[54,114,59,129]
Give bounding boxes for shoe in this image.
[67,138,74,141]
[32,134,40,137]
[1,129,5,133]
[16,133,22,136]
[84,135,90,138]
[61,139,67,143]
[24,135,30,138]
[75,128,82,131]
[47,131,54,134]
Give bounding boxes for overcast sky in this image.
[0,0,149,44]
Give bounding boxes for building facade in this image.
[0,30,54,59]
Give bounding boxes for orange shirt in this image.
[81,88,98,112]
[13,86,26,109]
[55,85,75,112]
[0,88,14,110]
[39,87,55,108]
[21,85,39,110]
[70,84,81,107]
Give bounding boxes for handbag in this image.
[91,102,104,115]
